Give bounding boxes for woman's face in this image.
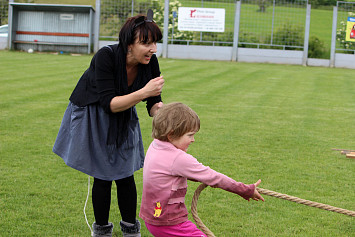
[128,35,157,65]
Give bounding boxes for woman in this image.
[53,10,164,237]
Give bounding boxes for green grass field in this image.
[0,50,354,236]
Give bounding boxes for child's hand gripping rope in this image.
[250,179,265,202]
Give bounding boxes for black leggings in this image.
[92,175,137,225]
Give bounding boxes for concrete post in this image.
[162,0,169,58]
[330,6,338,67]
[232,1,241,62]
[93,0,101,53]
[302,4,311,66]
[7,0,14,50]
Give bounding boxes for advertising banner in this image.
[345,17,355,42]
[178,7,225,32]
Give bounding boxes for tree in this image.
[0,0,9,26]
[258,0,267,13]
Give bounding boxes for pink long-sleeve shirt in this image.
[139,139,255,226]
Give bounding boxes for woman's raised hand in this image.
[144,76,164,97]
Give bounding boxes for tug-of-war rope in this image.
[191,183,355,237]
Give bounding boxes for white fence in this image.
[1,0,354,69]
[97,0,354,69]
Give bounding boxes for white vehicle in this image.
[0,24,8,38]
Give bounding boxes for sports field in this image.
[0,50,354,236]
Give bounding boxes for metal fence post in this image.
[162,0,169,58]
[271,0,276,45]
[232,1,241,62]
[93,0,101,53]
[7,0,14,50]
[330,6,337,68]
[88,8,93,54]
[302,4,311,66]
[131,0,134,17]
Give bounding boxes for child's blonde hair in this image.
[152,102,200,141]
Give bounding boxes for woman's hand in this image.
[250,179,265,202]
[143,76,164,98]
[109,76,164,113]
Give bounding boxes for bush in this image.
[270,22,304,49]
[238,31,260,48]
[308,36,327,58]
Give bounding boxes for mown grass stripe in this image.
[1,51,354,237]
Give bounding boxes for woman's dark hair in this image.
[119,14,162,54]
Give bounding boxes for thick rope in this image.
[191,183,215,237]
[191,183,355,237]
[256,188,355,217]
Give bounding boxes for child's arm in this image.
[173,154,264,201]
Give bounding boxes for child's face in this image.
[170,131,196,152]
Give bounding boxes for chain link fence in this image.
[99,0,153,40]
[0,0,310,50]
[169,0,236,46]
[335,1,355,53]
[98,0,309,49]
[0,0,317,52]
[1,0,37,26]
[97,0,237,44]
[239,0,308,49]
[1,0,353,66]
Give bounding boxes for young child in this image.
[139,102,264,237]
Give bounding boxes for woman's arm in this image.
[149,102,163,117]
[110,76,164,113]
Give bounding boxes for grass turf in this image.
[0,50,354,236]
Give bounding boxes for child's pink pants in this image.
[145,220,207,237]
